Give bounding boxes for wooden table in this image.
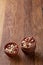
[0,0,43,65]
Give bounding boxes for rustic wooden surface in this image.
[0,0,43,65]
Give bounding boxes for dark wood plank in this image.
[0,0,43,65]
[0,0,35,65]
[32,0,43,65]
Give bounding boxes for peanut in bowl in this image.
[4,42,19,57]
[21,36,36,54]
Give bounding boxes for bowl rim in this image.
[4,42,19,56]
[21,36,36,49]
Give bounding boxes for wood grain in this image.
[0,0,43,65]
[0,0,6,48]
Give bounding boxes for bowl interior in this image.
[4,42,18,56]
